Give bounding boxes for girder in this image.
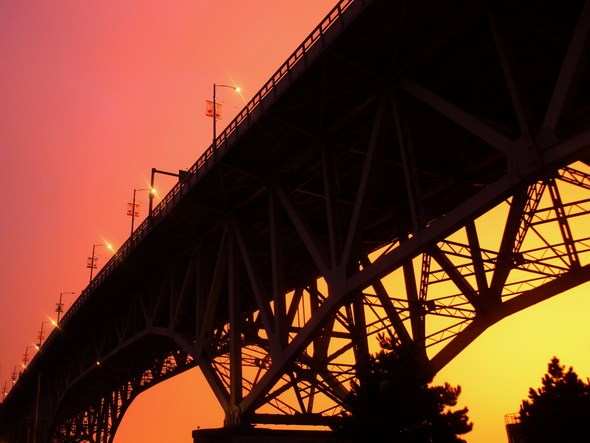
[2,0,590,441]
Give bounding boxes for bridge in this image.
[2,0,590,441]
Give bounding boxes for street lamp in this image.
[147,168,189,218]
[87,242,114,283]
[210,83,241,150]
[35,321,48,350]
[22,346,35,369]
[128,188,155,235]
[55,291,75,323]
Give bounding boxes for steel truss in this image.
[48,164,590,442]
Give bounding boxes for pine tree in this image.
[519,356,590,442]
[333,337,472,442]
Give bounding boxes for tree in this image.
[519,356,590,442]
[333,336,472,442]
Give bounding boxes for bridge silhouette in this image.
[2,0,590,441]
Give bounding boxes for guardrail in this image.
[26,0,367,378]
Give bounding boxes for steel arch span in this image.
[2,0,590,441]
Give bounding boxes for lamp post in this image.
[87,242,113,283]
[56,291,75,323]
[35,321,47,350]
[128,188,154,235]
[212,83,241,150]
[148,168,189,218]
[22,346,35,369]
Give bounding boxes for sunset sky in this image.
[1,2,589,442]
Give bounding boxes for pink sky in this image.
[1,2,589,442]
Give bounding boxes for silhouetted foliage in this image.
[518,356,590,442]
[333,335,472,442]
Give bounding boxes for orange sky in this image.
[1,2,589,442]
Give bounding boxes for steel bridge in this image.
[2,0,590,441]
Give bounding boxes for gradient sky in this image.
[1,2,589,442]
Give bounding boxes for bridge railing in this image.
[36,0,364,367]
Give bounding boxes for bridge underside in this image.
[2,0,590,441]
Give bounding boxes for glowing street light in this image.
[55,291,75,323]
[35,321,48,350]
[11,366,17,385]
[147,168,189,218]
[128,188,155,235]
[22,346,35,369]
[87,242,114,282]
[208,83,241,150]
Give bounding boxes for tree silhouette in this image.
[333,336,472,442]
[518,356,590,442]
